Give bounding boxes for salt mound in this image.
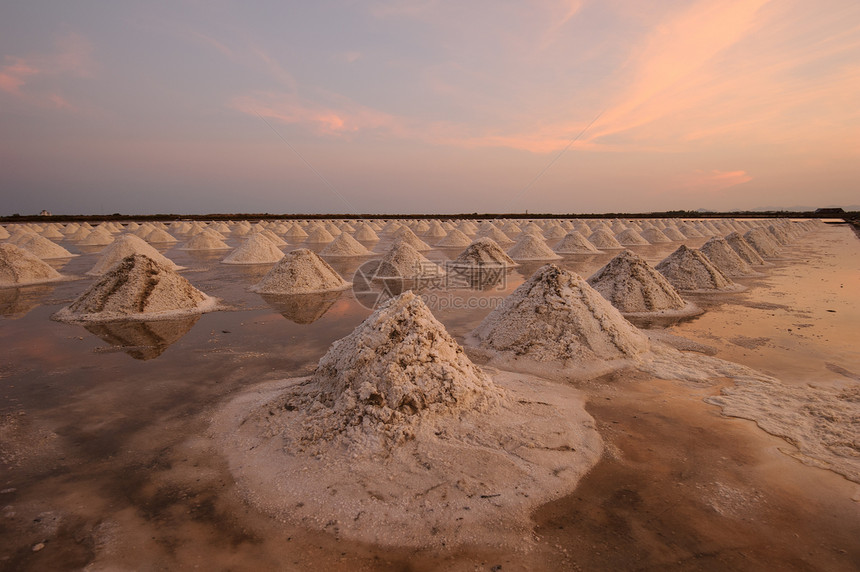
[304,227,334,243]
[615,228,650,246]
[588,228,623,249]
[434,228,473,247]
[706,381,860,484]
[352,222,379,241]
[478,225,514,245]
[640,227,672,244]
[507,233,561,261]
[78,227,115,246]
[87,235,182,276]
[145,228,177,243]
[250,249,351,294]
[554,231,599,254]
[260,228,288,246]
[467,264,650,379]
[14,234,76,259]
[214,291,602,548]
[0,243,65,287]
[520,222,543,237]
[767,224,792,245]
[53,254,218,323]
[393,227,432,251]
[725,232,766,266]
[451,237,517,267]
[221,234,284,265]
[377,241,442,279]
[587,250,700,317]
[283,223,308,240]
[743,228,781,258]
[424,221,447,240]
[0,226,10,240]
[655,245,741,292]
[178,229,230,250]
[319,232,372,257]
[699,236,757,277]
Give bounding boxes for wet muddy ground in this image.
[1,222,857,570]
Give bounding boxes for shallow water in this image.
[1,222,858,570]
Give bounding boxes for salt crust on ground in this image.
[705,381,860,484]
[250,249,351,294]
[318,232,373,257]
[451,237,517,267]
[655,245,743,293]
[221,234,284,265]
[466,264,650,379]
[53,254,218,323]
[211,292,603,548]
[0,243,66,287]
[87,235,182,276]
[587,250,701,317]
[507,233,561,261]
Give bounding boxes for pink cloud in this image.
[675,169,753,193]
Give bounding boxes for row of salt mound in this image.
[250,249,351,294]
[699,236,757,277]
[725,232,766,266]
[178,229,231,251]
[10,233,76,259]
[451,237,517,267]
[467,264,650,380]
[221,234,284,265]
[507,233,561,261]
[655,245,741,292]
[640,227,673,244]
[553,231,600,254]
[614,228,650,246]
[319,232,373,257]
[587,250,700,317]
[0,243,66,287]
[53,254,218,323]
[87,235,183,276]
[219,290,601,548]
[743,228,781,258]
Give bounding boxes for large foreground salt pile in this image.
[87,235,182,276]
[221,234,284,265]
[451,237,517,267]
[53,254,218,322]
[507,233,561,261]
[319,232,373,257]
[554,231,599,254]
[467,264,650,379]
[699,236,757,277]
[250,249,351,294]
[655,245,741,292]
[213,291,602,547]
[0,243,66,287]
[587,250,700,317]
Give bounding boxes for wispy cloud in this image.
[673,169,752,193]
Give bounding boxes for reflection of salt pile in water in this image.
[554,231,599,254]
[87,235,182,276]
[706,382,860,484]
[53,254,218,323]
[214,291,602,548]
[221,234,284,265]
[259,290,342,324]
[13,233,76,259]
[377,241,443,279]
[250,249,350,294]
[435,228,473,247]
[451,237,517,267]
[0,243,65,287]
[83,316,200,360]
[699,236,757,277]
[507,233,561,261]
[725,232,766,266]
[615,228,650,246]
[588,228,624,249]
[655,245,741,292]
[319,232,372,257]
[743,228,781,258]
[587,250,700,317]
[467,264,650,379]
[178,229,230,250]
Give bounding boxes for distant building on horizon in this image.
[39,210,51,216]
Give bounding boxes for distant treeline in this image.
[2,210,857,224]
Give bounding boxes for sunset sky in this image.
[2,1,859,215]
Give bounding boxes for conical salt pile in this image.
[178,229,231,250]
[451,237,517,267]
[743,228,781,258]
[588,228,623,249]
[393,227,432,251]
[767,224,792,245]
[305,227,335,243]
[543,225,566,239]
[144,228,177,244]
[507,233,561,261]
[14,234,76,259]
[467,264,649,378]
[53,254,217,323]
[353,222,379,241]
[0,243,65,287]
[87,235,182,276]
[79,227,115,246]
[587,250,698,316]
[250,248,351,294]
[655,245,740,292]
[725,232,766,266]
[640,227,672,244]
[434,228,473,247]
[221,234,284,265]
[376,241,442,279]
[424,221,447,240]
[0,226,10,240]
[554,231,600,254]
[319,232,373,257]
[661,226,687,241]
[478,225,514,245]
[615,228,650,246]
[699,236,757,277]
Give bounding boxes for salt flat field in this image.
[1,217,858,571]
